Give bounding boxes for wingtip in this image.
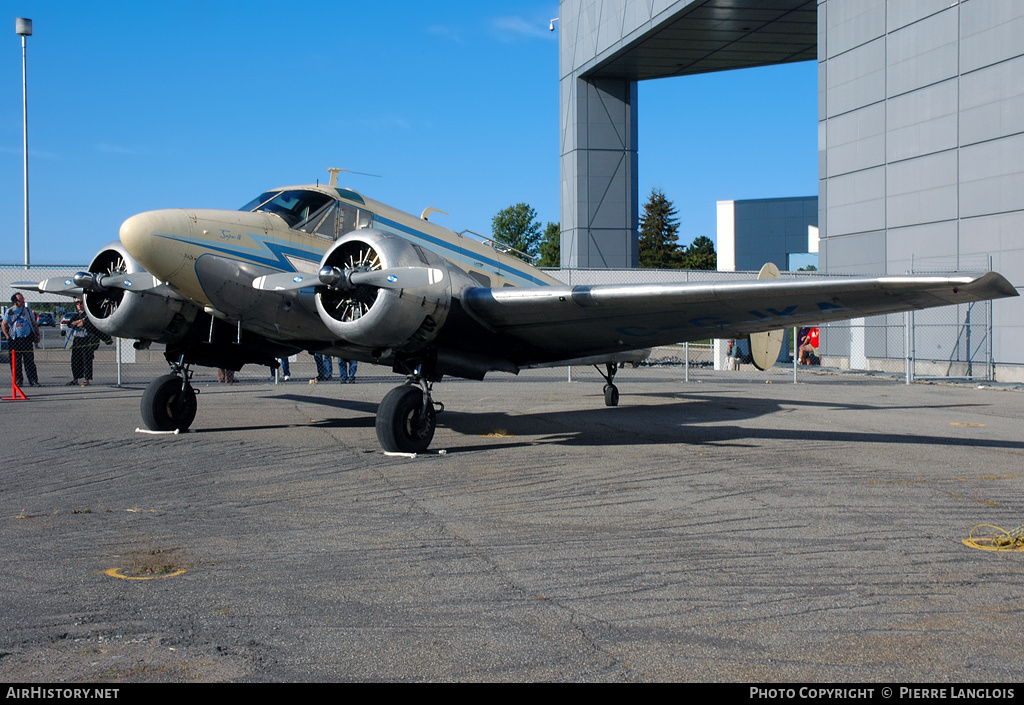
[969,272,1019,299]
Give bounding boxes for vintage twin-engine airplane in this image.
[19,170,1018,452]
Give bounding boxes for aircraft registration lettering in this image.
[746,305,797,320]
[615,317,730,337]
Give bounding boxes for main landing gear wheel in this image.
[376,383,437,453]
[603,384,620,407]
[596,362,620,407]
[141,373,197,432]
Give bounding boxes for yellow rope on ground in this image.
[962,524,1024,552]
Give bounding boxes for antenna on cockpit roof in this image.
[327,167,382,187]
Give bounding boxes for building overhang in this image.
[577,0,816,81]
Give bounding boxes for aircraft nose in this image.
[119,209,193,279]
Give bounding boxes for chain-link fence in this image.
[818,300,994,382]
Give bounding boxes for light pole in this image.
[16,17,31,269]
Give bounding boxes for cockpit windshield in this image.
[239,189,334,228]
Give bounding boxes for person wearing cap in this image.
[67,298,111,386]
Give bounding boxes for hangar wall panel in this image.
[885,79,958,162]
[818,0,1024,371]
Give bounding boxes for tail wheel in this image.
[376,384,436,453]
[141,374,197,432]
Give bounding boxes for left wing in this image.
[463,272,1018,365]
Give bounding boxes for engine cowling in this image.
[84,243,198,344]
[314,230,454,351]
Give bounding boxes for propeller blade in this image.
[97,272,161,292]
[349,266,444,290]
[29,277,84,295]
[252,272,318,291]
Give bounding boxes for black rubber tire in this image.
[140,374,197,432]
[375,384,436,453]
[604,384,620,407]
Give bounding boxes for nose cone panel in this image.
[119,209,193,281]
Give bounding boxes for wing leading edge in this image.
[463,272,1018,365]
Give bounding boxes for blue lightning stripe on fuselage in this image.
[369,214,552,287]
[153,232,325,270]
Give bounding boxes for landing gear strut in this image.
[596,362,620,407]
[140,365,197,432]
[376,377,443,453]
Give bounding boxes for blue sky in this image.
[2,1,817,266]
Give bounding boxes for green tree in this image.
[798,264,817,271]
[491,203,542,260]
[678,235,717,270]
[537,222,560,267]
[638,188,682,268]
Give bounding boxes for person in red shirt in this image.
[798,327,820,365]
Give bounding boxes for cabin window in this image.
[309,203,374,240]
[468,272,491,287]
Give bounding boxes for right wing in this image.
[463,272,1018,365]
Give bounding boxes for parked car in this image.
[36,312,56,327]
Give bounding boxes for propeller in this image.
[253,265,444,292]
[14,271,161,296]
[71,271,161,293]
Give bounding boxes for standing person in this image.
[312,353,333,382]
[2,292,41,387]
[67,298,111,386]
[338,359,357,383]
[726,339,742,371]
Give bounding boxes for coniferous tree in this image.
[638,188,682,268]
[678,235,717,270]
[537,222,560,267]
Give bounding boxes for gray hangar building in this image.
[556,0,1024,379]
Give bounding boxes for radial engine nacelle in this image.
[314,230,461,352]
[84,243,199,344]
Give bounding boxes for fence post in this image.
[793,327,798,384]
[988,255,995,381]
[904,310,915,385]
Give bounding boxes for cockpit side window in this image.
[311,205,339,240]
[243,189,333,228]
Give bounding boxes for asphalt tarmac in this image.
[1,366,1022,682]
